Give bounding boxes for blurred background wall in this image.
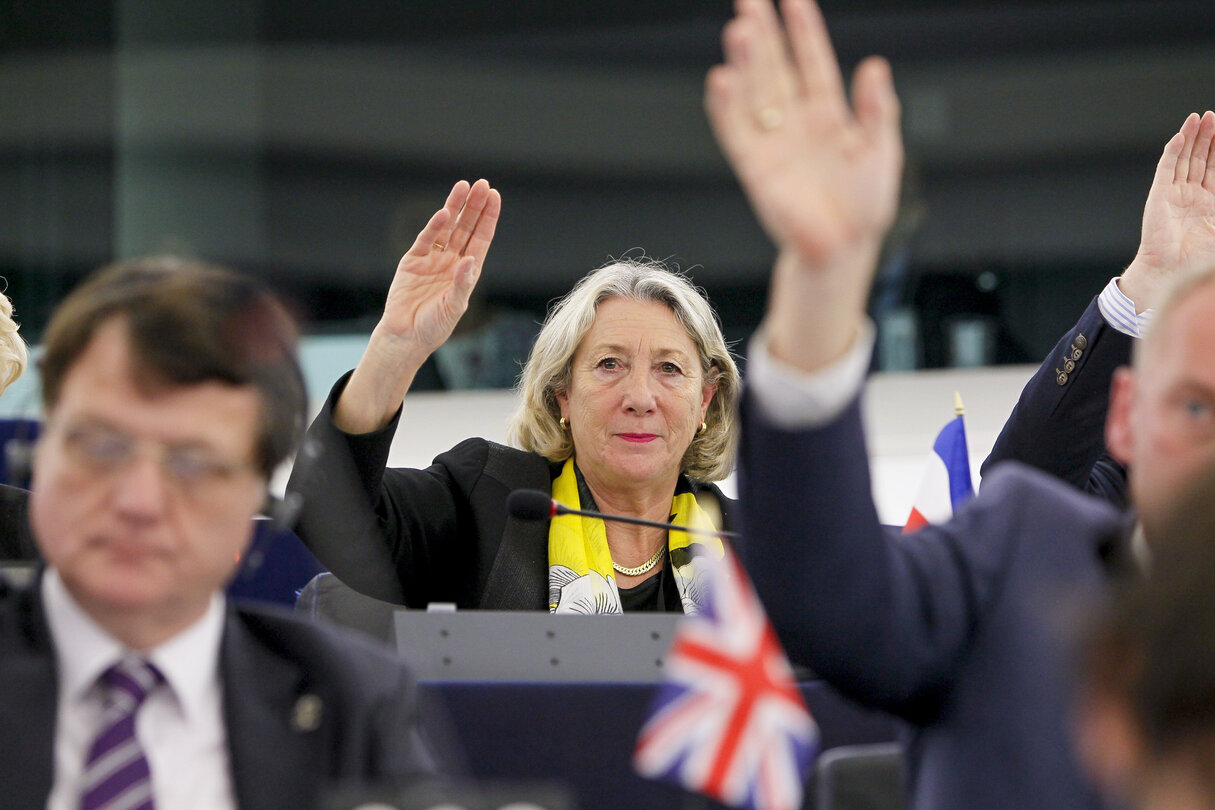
[3,0,1213,515]
[5,0,1215,357]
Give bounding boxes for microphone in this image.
[262,436,321,534]
[507,488,740,538]
[507,488,560,521]
[5,432,33,489]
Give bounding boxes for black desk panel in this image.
[423,680,898,810]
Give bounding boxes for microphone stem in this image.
[558,506,740,538]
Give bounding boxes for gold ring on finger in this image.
[757,106,784,131]
[432,242,447,251]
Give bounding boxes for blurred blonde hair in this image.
[508,258,739,482]
[0,285,28,395]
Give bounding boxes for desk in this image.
[298,590,902,807]
[422,680,898,810]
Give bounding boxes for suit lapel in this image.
[0,578,59,806]
[221,610,326,810]
[477,446,552,610]
[480,515,549,609]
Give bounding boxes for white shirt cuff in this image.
[747,321,875,430]
[1098,276,1155,338]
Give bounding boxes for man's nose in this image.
[111,454,170,520]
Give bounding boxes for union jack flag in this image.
[633,548,817,810]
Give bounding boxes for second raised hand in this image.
[1121,111,1215,312]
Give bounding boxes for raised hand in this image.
[335,179,501,433]
[705,0,902,372]
[380,179,501,355]
[705,0,902,273]
[1121,111,1215,312]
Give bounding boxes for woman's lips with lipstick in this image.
[619,433,658,443]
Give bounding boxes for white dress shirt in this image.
[1098,276,1155,338]
[747,321,875,429]
[43,569,237,810]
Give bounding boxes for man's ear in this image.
[1106,367,1137,467]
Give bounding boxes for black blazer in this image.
[0,576,437,810]
[0,483,36,561]
[287,374,735,609]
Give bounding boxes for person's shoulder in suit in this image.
[231,600,413,685]
[0,483,36,561]
[226,601,444,782]
[978,459,1124,525]
[438,436,548,484]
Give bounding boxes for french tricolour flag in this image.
[903,394,975,533]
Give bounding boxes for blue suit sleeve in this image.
[739,393,994,720]
[738,390,1122,724]
[981,296,1131,508]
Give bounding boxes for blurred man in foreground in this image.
[0,258,435,809]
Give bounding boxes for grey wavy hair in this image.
[0,285,28,395]
[508,258,739,482]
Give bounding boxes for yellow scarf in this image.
[547,458,724,614]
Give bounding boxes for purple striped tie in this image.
[80,658,163,810]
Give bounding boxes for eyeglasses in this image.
[49,421,257,494]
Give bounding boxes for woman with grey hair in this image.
[0,284,32,559]
[288,180,741,613]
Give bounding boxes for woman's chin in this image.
[595,458,682,495]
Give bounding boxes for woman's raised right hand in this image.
[379,179,502,356]
[335,179,501,434]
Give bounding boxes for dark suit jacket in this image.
[0,483,36,561]
[287,373,735,609]
[739,392,1126,810]
[0,576,437,810]
[983,295,1132,507]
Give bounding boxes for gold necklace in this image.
[612,544,666,577]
